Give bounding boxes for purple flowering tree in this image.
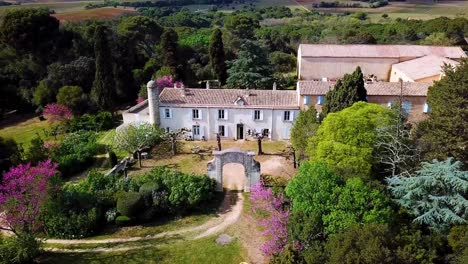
[43,103,73,123]
[250,181,289,256]
[0,160,58,235]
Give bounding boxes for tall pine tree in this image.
[226,40,273,89]
[160,28,179,80]
[209,28,227,85]
[417,59,468,164]
[322,66,367,115]
[91,25,116,111]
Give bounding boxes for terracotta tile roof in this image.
[298,81,431,96]
[159,88,299,109]
[391,55,459,81]
[299,44,467,59]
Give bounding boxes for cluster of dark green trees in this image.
[3,6,466,118]
[284,59,468,264]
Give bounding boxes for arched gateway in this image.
[207,148,260,192]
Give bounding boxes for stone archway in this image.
[207,148,260,192]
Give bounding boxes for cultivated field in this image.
[1,0,467,21]
[52,7,136,22]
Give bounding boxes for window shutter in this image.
[192,109,195,119]
[283,127,290,139]
[317,96,324,105]
[200,126,205,138]
[225,126,229,137]
[169,109,173,118]
[225,109,229,120]
[260,110,264,121]
[291,111,295,121]
[423,103,429,113]
[252,110,255,120]
[199,109,203,120]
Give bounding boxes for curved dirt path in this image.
[44,192,243,249]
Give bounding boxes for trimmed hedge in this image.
[116,192,143,217]
[115,216,132,226]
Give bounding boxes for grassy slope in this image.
[40,235,245,264]
[0,117,53,149]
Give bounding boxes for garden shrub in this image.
[51,131,100,176]
[115,216,132,226]
[116,192,143,217]
[43,208,100,239]
[0,234,42,264]
[139,182,160,207]
[66,112,113,132]
[105,208,117,224]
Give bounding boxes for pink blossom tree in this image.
[43,103,73,123]
[0,160,58,235]
[156,75,174,92]
[250,181,289,256]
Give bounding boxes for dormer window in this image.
[234,96,245,106]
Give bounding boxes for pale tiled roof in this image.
[159,88,299,109]
[391,55,459,81]
[299,44,467,59]
[298,81,430,96]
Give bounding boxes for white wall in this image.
[159,106,298,140]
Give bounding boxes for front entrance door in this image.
[236,124,244,140]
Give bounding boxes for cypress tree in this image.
[91,25,116,111]
[209,28,227,85]
[161,28,179,80]
[322,66,367,115]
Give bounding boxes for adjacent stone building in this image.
[298,81,431,123]
[297,44,466,81]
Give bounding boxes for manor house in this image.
[122,44,466,140]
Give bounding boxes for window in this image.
[284,111,293,121]
[402,101,412,114]
[218,109,226,120]
[192,125,200,136]
[253,110,262,121]
[387,102,392,108]
[218,125,225,137]
[192,109,200,119]
[423,102,430,113]
[164,109,172,119]
[262,129,269,137]
[317,95,324,105]
[303,96,310,105]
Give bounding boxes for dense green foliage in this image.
[56,86,86,114]
[308,102,396,179]
[66,112,113,132]
[116,192,144,217]
[322,67,367,115]
[0,137,22,174]
[387,158,468,231]
[417,59,468,164]
[226,40,273,89]
[161,28,180,79]
[0,234,42,264]
[290,107,318,161]
[286,161,392,235]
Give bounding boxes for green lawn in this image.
[0,117,53,150]
[39,235,246,264]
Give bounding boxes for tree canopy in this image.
[209,28,227,85]
[387,158,468,231]
[291,106,319,161]
[226,40,273,89]
[417,58,468,164]
[322,66,367,116]
[308,102,396,179]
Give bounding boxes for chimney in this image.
[273,82,277,91]
[147,80,160,126]
[174,83,177,88]
[206,81,210,90]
